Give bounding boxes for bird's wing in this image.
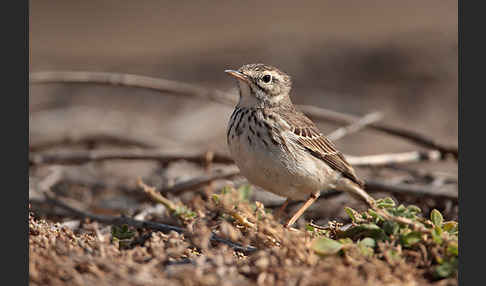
[276,108,364,187]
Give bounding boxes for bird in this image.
[224,63,375,228]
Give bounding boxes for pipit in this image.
[225,63,375,227]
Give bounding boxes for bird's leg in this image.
[284,192,320,228]
[274,198,291,220]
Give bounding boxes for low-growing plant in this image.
[310,197,458,280]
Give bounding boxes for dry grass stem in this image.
[137,178,178,212]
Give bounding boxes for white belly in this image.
[228,128,337,200]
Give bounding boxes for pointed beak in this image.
[225,69,250,84]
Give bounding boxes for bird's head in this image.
[225,63,292,108]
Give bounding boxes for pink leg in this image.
[284,193,319,228]
[275,198,290,220]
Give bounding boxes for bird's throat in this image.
[237,80,263,108]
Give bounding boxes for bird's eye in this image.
[261,74,272,83]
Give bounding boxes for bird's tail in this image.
[337,178,376,207]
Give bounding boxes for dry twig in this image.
[30,71,235,106]
[30,148,442,167]
[29,134,157,152]
[160,167,241,194]
[345,150,442,166]
[327,111,383,141]
[298,105,458,159]
[137,178,179,211]
[29,149,234,165]
[365,179,457,202]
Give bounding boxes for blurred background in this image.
[29,1,458,221]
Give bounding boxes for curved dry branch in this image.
[30,71,235,106]
[29,149,234,165]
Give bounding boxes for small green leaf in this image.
[407,205,422,214]
[430,209,444,227]
[367,209,378,218]
[443,221,458,234]
[212,194,220,204]
[305,224,315,232]
[446,241,458,256]
[396,204,406,212]
[434,258,458,279]
[358,237,376,257]
[382,221,400,236]
[358,244,374,257]
[432,226,443,244]
[344,207,358,223]
[386,249,403,263]
[367,209,383,222]
[400,231,422,247]
[111,225,135,240]
[376,197,396,209]
[311,237,343,255]
[336,223,388,241]
[358,237,376,248]
[338,238,353,245]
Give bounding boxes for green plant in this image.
[310,198,458,279]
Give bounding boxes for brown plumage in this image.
[276,107,365,187]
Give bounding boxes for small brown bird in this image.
[225,63,375,227]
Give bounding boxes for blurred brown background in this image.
[30,0,457,155]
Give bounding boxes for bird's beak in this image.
[225,69,250,84]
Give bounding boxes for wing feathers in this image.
[275,108,364,187]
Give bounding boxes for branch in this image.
[30,71,458,158]
[29,134,157,152]
[364,179,457,202]
[160,167,241,194]
[42,193,257,254]
[29,149,234,165]
[30,71,235,106]
[30,148,442,167]
[298,105,458,159]
[385,165,457,184]
[137,178,179,211]
[327,111,383,141]
[345,150,442,166]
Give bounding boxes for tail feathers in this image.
[337,178,375,207]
